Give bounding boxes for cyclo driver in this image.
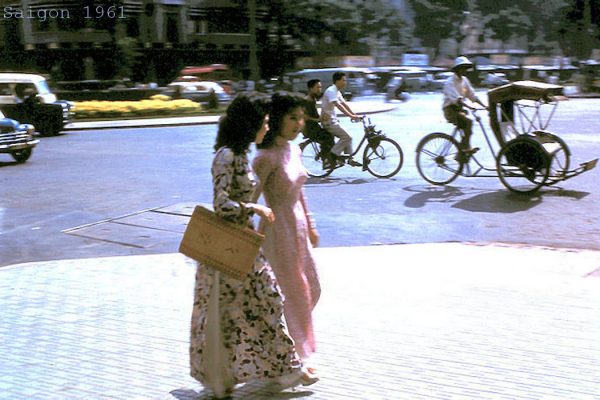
[442,56,487,161]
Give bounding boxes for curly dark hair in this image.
[214,92,270,154]
[257,91,305,149]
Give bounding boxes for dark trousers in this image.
[443,104,473,149]
[304,124,335,158]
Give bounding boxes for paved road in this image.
[1,93,599,267]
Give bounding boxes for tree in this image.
[409,0,470,58]
[115,37,141,79]
[480,5,532,51]
[271,0,412,61]
[555,0,600,59]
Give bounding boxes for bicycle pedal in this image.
[462,147,479,155]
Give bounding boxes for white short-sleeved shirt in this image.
[321,84,345,124]
[442,74,478,109]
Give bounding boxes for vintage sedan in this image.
[0,110,38,163]
[163,81,231,104]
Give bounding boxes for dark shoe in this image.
[455,147,479,163]
[331,155,345,167]
[347,158,362,167]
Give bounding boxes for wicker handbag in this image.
[179,205,264,280]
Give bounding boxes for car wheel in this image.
[11,148,32,163]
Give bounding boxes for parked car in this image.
[0,110,38,163]
[286,67,373,99]
[0,73,72,136]
[429,71,454,91]
[163,81,231,104]
[483,72,510,87]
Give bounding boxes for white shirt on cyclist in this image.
[321,84,345,124]
[442,74,479,109]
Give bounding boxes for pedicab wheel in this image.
[496,139,550,194]
[363,137,403,178]
[542,132,570,183]
[416,132,463,185]
[299,140,333,178]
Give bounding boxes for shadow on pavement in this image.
[306,176,397,186]
[403,184,590,213]
[541,187,591,200]
[452,186,590,213]
[170,382,314,399]
[452,190,543,213]
[403,185,466,208]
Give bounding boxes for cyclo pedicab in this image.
[416,80,598,194]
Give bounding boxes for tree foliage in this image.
[555,0,600,59]
[408,0,600,59]
[408,0,469,57]
[272,0,411,55]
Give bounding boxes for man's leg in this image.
[315,127,334,155]
[456,112,474,150]
[325,122,352,156]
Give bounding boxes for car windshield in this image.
[37,80,51,95]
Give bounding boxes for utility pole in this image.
[248,0,260,81]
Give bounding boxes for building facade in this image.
[0,0,276,83]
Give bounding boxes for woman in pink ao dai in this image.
[253,92,321,370]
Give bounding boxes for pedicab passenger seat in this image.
[487,80,565,147]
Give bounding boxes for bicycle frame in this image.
[450,109,501,178]
[344,117,381,160]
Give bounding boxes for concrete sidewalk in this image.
[63,98,398,131]
[1,242,600,400]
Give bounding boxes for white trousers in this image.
[324,121,353,156]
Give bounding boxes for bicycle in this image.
[299,116,404,179]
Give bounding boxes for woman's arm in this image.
[213,149,273,224]
[300,188,319,247]
[251,153,276,231]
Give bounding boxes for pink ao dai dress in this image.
[253,141,321,360]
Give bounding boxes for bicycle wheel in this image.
[363,137,404,178]
[416,132,463,185]
[496,138,549,194]
[299,140,333,178]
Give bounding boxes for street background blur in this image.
[1,0,599,102]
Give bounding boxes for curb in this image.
[63,102,399,131]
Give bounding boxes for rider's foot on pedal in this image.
[455,146,479,163]
[331,155,345,167]
[347,158,362,167]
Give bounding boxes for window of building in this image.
[166,14,179,43]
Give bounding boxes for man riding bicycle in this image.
[443,56,487,161]
[321,72,363,167]
[303,79,337,168]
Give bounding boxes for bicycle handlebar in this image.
[465,105,489,112]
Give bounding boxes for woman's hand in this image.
[252,204,275,224]
[308,227,320,247]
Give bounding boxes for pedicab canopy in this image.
[487,80,566,146]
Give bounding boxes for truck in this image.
[0,73,73,136]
